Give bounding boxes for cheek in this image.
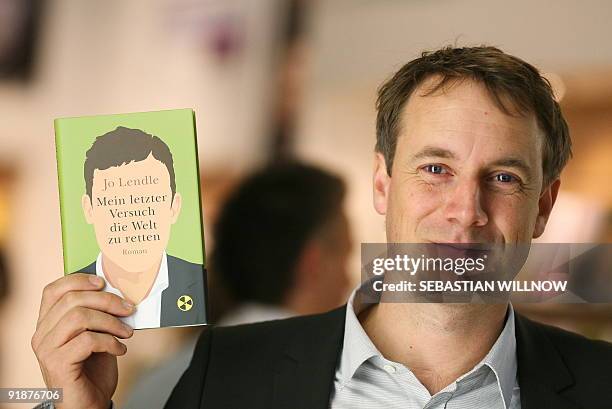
[386,178,441,240]
[91,210,114,238]
[155,208,175,236]
[489,196,538,242]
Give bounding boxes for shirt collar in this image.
[337,289,381,387]
[95,251,170,302]
[338,284,517,409]
[480,304,517,409]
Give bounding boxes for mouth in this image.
[430,242,493,259]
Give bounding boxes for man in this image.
[33,46,612,409]
[123,162,353,408]
[76,126,206,329]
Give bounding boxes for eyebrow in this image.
[411,146,533,175]
[412,146,457,160]
[488,158,532,176]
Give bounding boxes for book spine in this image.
[191,109,206,265]
[53,119,70,275]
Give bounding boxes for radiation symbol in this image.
[177,295,193,312]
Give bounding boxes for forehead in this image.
[398,78,543,167]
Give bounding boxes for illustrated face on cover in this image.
[80,127,182,275]
[82,153,181,272]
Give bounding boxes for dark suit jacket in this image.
[166,305,612,409]
[77,254,207,327]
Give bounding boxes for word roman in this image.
[123,248,148,255]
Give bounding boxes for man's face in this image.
[82,153,182,272]
[373,79,559,246]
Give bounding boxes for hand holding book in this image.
[32,109,209,407]
[31,273,133,409]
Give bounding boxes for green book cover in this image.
[54,108,207,329]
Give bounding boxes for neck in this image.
[101,253,162,305]
[360,302,507,395]
[283,290,319,316]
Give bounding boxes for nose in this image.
[443,179,488,228]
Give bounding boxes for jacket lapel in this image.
[160,257,202,326]
[272,305,347,409]
[269,306,586,409]
[515,313,581,409]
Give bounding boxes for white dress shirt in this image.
[95,251,169,329]
[330,287,521,408]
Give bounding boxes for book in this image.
[54,109,208,329]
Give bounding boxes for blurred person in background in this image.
[213,161,353,322]
[122,161,353,408]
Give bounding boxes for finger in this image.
[34,290,135,347]
[58,331,127,367]
[40,307,133,352]
[38,274,105,325]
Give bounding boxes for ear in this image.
[373,152,391,215]
[170,192,182,224]
[532,179,560,239]
[81,194,94,224]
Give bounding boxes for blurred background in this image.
[0,0,611,407]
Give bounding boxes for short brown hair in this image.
[84,126,176,199]
[212,162,346,304]
[376,45,572,187]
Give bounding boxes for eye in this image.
[423,164,448,175]
[494,173,517,183]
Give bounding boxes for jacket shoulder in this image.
[209,305,345,361]
[518,313,612,399]
[165,254,205,289]
[529,316,612,361]
[165,306,346,408]
[215,305,345,337]
[166,254,203,272]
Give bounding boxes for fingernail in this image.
[122,299,135,310]
[89,276,103,286]
[122,322,134,335]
